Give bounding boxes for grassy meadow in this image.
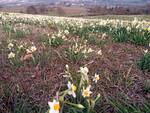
[85,15,150,21]
[0,12,150,113]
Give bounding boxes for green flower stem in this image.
[63,101,85,109]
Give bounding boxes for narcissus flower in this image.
[51,35,56,39]
[67,81,77,98]
[97,50,102,55]
[65,64,69,70]
[8,52,15,59]
[18,45,24,49]
[126,26,131,31]
[26,46,37,54]
[57,32,62,37]
[93,74,100,83]
[87,48,94,53]
[144,49,148,53]
[102,33,107,39]
[79,67,89,76]
[82,85,92,98]
[79,67,89,82]
[48,99,60,113]
[30,46,37,52]
[147,27,150,32]
[64,30,69,35]
[8,43,14,50]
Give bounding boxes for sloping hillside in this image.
[0,12,149,113]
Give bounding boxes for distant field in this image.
[85,15,150,21]
[1,5,150,21]
[0,5,87,17]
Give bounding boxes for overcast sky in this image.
[0,0,149,5]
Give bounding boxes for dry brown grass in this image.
[0,22,149,112]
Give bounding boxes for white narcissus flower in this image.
[102,33,107,39]
[30,46,37,53]
[147,26,150,32]
[18,45,23,49]
[82,49,87,54]
[144,49,148,53]
[79,66,89,82]
[57,32,62,37]
[48,99,60,113]
[26,49,31,54]
[93,74,100,83]
[87,48,94,53]
[62,35,66,40]
[8,43,14,49]
[52,35,56,39]
[64,30,69,35]
[132,17,138,26]
[82,85,92,98]
[97,50,102,55]
[67,81,77,98]
[65,64,69,70]
[126,26,131,31]
[26,46,37,54]
[79,67,89,76]
[8,52,15,59]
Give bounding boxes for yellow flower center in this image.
[72,85,77,92]
[96,76,100,80]
[83,90,89,97]
[53,103,60,111]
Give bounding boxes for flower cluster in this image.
[20,45,37,61]
[1,12,150,35]
[48,66,101,113]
